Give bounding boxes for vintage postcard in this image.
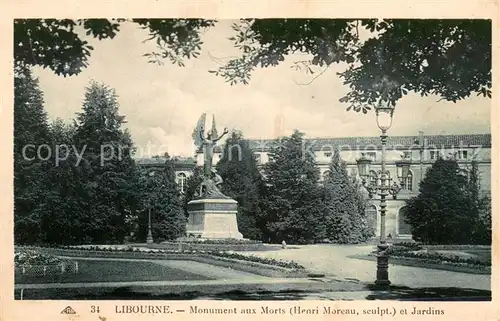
[0,1,498,320]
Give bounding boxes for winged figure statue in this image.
[192,113,229,178]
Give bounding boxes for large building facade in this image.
[137,132,492,239]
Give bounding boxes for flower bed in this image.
[174,238,262,245]
[143,241,275,252]
[15,250,63,266]
[213,251,305,270]
[386,243,491,266]
[389,250,490,267]
[15,250,78,276]
[363,243,491,274]
[424,244,491,250]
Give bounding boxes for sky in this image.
[33,20,491,157]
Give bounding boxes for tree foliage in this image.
[260,130,326,243]
[216,130,265,240]
[14,76,187,245]
[14,67,51,244]
[14,19,214,76]
[323,149,373,243]
[405,158,490,245]
[134,160,186,242]
[15,19,491,110]
[467,161,491,244]
[68,81,136,243]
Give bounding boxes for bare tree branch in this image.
[293,65,330,86]
[207,51,239,65]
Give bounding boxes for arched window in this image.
[176,172,187,194]
[405,171,413,191]
[398,206,412,235]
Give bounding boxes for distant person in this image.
[282,240,287,249]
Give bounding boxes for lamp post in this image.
[356,100,411,287]
[146,170,155,244]
[147,207,154,244]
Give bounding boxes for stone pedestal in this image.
[186,198,243,239]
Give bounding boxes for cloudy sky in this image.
[33,20,491,157]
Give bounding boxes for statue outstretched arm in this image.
[213,128,229,143]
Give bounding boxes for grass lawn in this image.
[15,260,213,284]
[462,249,491,263]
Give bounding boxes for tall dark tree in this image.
[323,149,371,243]
[216,130,265,240]
[14,66,51,244]
[405,158,476,244]
[15,19,491,108]
[467,160,491,244]
[353,174,375,239]
[72,81,136,243]
[135,158,186,242]
[261,130,326,244]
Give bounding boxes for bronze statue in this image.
[192,113,229,199]
[200,127,228,177]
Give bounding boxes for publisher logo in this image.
[61,306,77,315]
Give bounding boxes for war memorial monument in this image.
[185,113,243,239]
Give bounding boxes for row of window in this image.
[176,165,472,194]
[320,150,469,161]
[254,150,470,163]
[430,150,468,160]
[322,169,414,191]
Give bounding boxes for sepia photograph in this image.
[10,17,493,304]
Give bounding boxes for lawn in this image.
[15,259,213,284]
[462,249,491,263]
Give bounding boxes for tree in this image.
[72,81,136,243]
[323,149,372,243]
[15,19,491,109]
[216,130,265,240]
[261,130,326,244]
[467,160,491,244]
[348,168,375,239]
[405,158,476,244]
[14,19,215,76]
[135,158,186,242]
[37,119,87,245]
[14,66,52,244]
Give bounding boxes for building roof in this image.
[246,134,491,151]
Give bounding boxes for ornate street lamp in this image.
[356,154,372,179]
[355,99,409,287]
[395,156,412,191]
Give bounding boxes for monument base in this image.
[186,198,243,239]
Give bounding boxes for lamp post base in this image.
[146,232,154,244]
[375,243,391,288]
